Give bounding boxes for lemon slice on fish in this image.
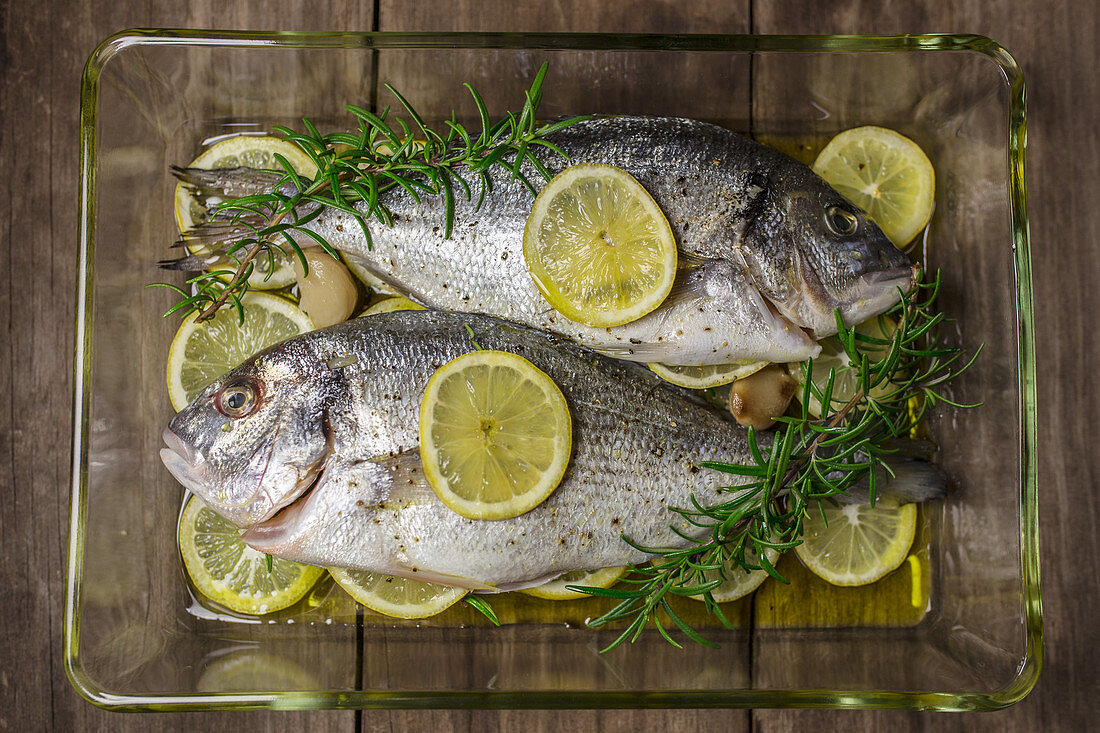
[796,499,917,586]
[178,495,324,615]
[523,163,677,327]
[419,350,572,521]
[358,295,426,317]
[175,135,319,290]
[690,543,781,603]
[648,360,768,389]
[166,292,313,412]
[328,567,467,619]
[813,126,935,248]
[788,315,897,418]
[520,566,627,601]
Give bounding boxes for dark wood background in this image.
[2,0,1096,730]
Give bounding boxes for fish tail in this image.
[164,166,306,271]
[171,165,288,200]
[838,440,948,505]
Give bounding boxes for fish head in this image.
[738,165,917,337]
[160,340,333,528]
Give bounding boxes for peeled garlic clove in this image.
[728,364,797,430]
[293,250,359,327]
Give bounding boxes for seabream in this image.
[171,116,917,366]
[160,311,942,590]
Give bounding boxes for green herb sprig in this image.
[573,272,981,651]
[154,63,584,323]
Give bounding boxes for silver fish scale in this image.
[249,310,757,587]
[305,116,817,366]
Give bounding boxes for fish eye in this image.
[824,205,859,237]
[215,380,260,419]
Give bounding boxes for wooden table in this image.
[2,1,1095,730]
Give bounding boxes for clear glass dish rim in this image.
[66,29,1040,712]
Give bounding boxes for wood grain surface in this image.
[1,0,1095,730]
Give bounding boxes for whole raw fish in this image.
[173,116,916,366]
[160,311,941,590]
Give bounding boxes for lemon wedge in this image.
[523,163,677,327]
[691,543,781,603]
[328,567,467,619]
[648,360,768,389]
[419,350,572,520]
[788,315,897,418]
[796,499,917,586]
[520,566,627,601]
[175,135,319,290]
[178,495,323,615]
[358,295,426,317]
[812,126,935,248]
[166,292,313,412]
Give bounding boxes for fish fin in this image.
[159,222,264,270]
[484,572,567,593]
[836,443,949,505]
[377,567,498,593]
[676,251,710,268]
[163,166,320,271]
[241,451,414,552]
[244,450,500,592]
[172,166,289,199]
[367,451,438,507]
[664,258,721,303]
[592,342,676,359]
[306,450,430,508]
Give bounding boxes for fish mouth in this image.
[861,263,919,290]
[161,425,329,528]
[162,426,204,466]
[838,263,918,328]
[160,427,211,496]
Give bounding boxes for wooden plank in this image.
[749,0,1100,730]
[0,2,372,732]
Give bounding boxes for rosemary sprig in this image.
[154,62,585,323]
[573,271,982,651]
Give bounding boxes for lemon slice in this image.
[812,126,935,247]
[789,315,897,418]
[176,135,319,290]
[166,292,313,412]
[523,163,677,327]
[178,495,324,615]
[691,541,781,603]
[520,566,627,601]
[358,295,426,317]
[796,499,917,586]
[328,567,467,619]
[419,350,572,520]
[648,360,768,389]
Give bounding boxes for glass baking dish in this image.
[67,31,1039,711]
